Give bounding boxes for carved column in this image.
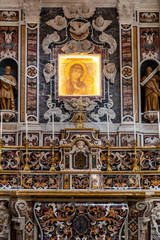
[118,0,135,123]
[23,0,41,122]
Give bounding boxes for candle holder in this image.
[50,140,55,171]
[0,139,3,171]
[158,139,160,172]
[133,139,139,172]
[24,139,30,171]
[106,140,112,171]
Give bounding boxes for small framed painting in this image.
[58,54,101,96]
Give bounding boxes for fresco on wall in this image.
[58,54,101,97]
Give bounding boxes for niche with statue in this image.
[0,58,18,122]
[141,59,160,123]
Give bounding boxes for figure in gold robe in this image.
[142,66,160,112]
[0,66,17,111]
[62,63,87,95]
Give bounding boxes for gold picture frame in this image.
[58,54,101,96]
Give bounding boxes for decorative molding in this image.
[99,33,117,54]
[34,202,128,239]
[64,97,97,113]
[63,97,116,123]
[44,95,69,122]
[151,202,160,238]
[2,134,15,146]
[143,111,158,123]
[26,23,39,122]
[0,26,18,60]
[44,97,106,123]
[0,202,10,239]
[90,95,116,122]
[0,110,16,122]
[136,201,152,217]
[15,200,27,218]
[42,32,60,54]
[1,11,16,20]
[121,25,133,122]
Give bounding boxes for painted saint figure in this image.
[142,66,160,112]
[0,65,17,111]
[62,63,87,95]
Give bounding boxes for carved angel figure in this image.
[81,40,94,53]
[92,16,112,32]
[61,40,94,54]
[43,63,56,83]
[46,16,67,31]
[63,5,78,19]
[70,140,89,153]
[70,21,90,36]
[77,3,95,18]
[103,63,117,84]
[61,40,78,53]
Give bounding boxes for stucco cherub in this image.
[92,16,112,32]
[46,15,67,31]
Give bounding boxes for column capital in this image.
[23,0,41,23]
[117,0,135,23]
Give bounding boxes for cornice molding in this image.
[0,0,159,10]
